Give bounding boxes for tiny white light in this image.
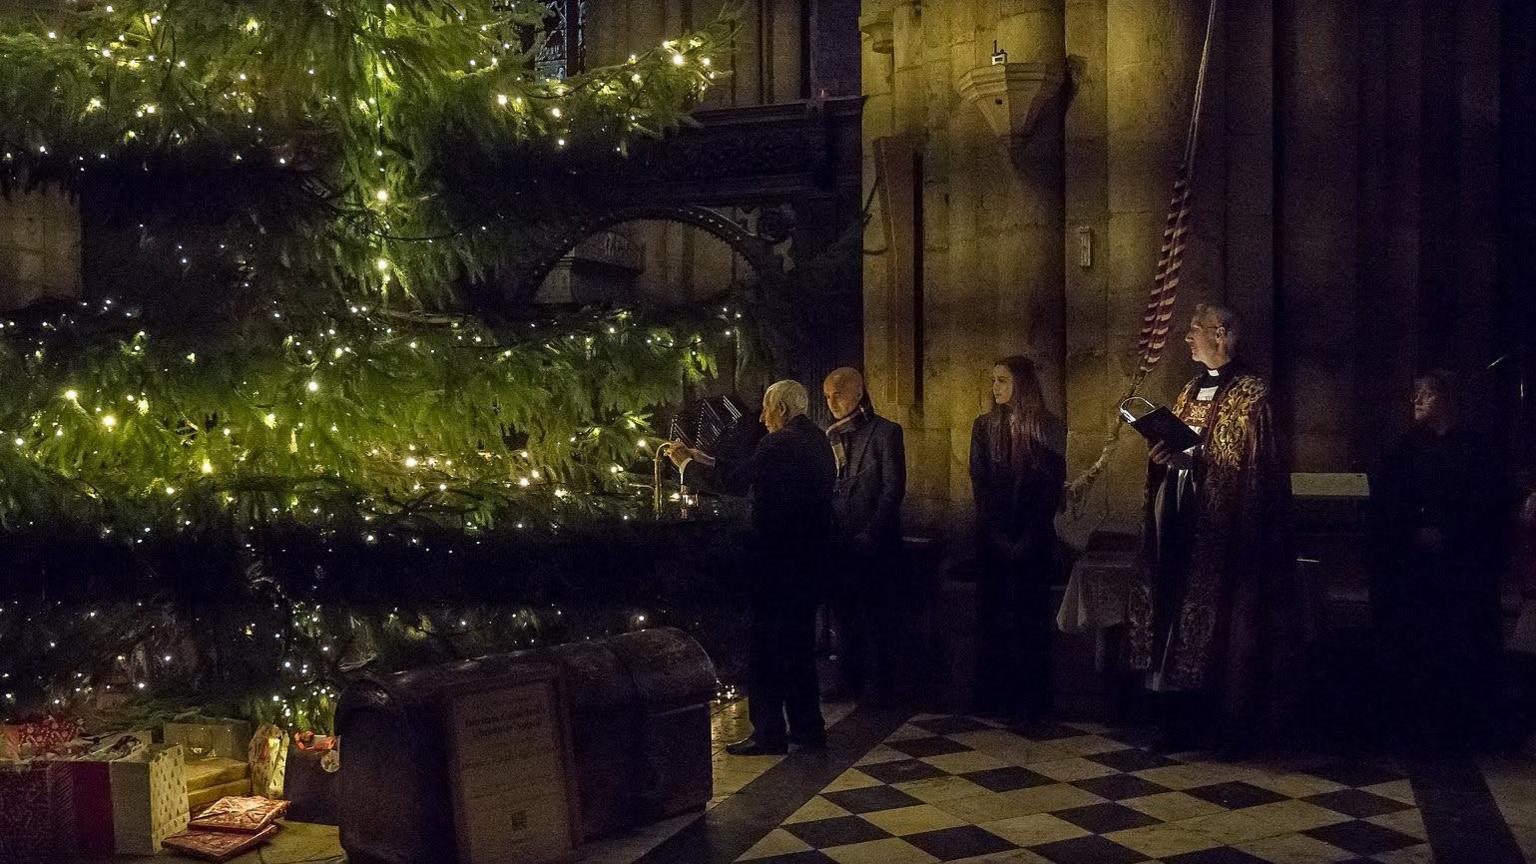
[307,380,319,392]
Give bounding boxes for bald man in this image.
[822,367,906,702]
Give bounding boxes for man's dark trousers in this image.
[832,549,902,698]
[748,577,823,744]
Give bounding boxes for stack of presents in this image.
[0,715,339,861]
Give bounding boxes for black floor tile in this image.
[1161,847,1274,864]
[961,765,1057,793]
[1304,760,1405,789]
[748,853,838,864]
[857,759,950,785]
[1303,819,1421,856]
[820,785,925,815]
[910,715,994,735]
[1051,802,1164,834]
[1086,748,1180,773]
[1071,773,1173,801]
[1303,788,1414,819]
[1029,834,1149,864]
[1184,781,1289,810]
[903,825,1020,860]
[885,736,974,758]
[781,816,892,849]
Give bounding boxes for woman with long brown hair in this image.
[969,355,1065,723]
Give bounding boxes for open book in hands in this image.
[1119,397,1201,453]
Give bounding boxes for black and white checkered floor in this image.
[736,714,1430,864]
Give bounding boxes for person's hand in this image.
[1149,441,1193,470]
[664,439,694,470]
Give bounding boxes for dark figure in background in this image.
[667,380,836,756]
[823,367,907,703]
[970,355,1065,724]
[1371,370,1507,748]
[1128,305,1298,754]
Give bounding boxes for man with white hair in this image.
[1129,303,1298,755]
[667,379,837,755]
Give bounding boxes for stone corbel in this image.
[957,62,1068,167]
[859,10,893,55]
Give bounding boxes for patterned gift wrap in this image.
[109,743,191,854]
[163,823,281,861]
[0,758,126,859]
[248,723,288,798]
[190,794,290,833]
[1,716,86,759]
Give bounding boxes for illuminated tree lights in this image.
[0,2,749,727]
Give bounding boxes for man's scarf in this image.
[827,404,870,477]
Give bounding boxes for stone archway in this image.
[505,204,789,305]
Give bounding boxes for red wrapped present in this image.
[163,824,280,861]
[0,758,117,861]
[1,715,86,759]
[190,795,289,833]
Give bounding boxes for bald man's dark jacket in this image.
[829,409,906,550]
[683,414,836,550]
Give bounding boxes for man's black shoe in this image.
[725,737,788,756]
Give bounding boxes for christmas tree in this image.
[0,1,747,730]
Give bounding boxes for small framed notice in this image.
[444,664,580,864]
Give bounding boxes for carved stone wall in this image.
[0,187,81,312]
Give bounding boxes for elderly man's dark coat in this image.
[683,413,836,555]
[681,412,836,743]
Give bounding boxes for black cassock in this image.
[684,414,836,743]
[1371,424,1509,741]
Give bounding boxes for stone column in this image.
[1062,0,1111,539]
[1098,0,1209,530]
[1276,0,1360,471]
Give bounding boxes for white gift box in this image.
[108,743,190,854]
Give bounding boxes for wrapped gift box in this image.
[248,724,287,798]
[1,716,86,760]
[190,795,289,833]
[163,824,280,861]
[189,777,254,811]
[109,743,191,854]
[0,759,95,862]
[0,731,162,859]
[185,757,251,812]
